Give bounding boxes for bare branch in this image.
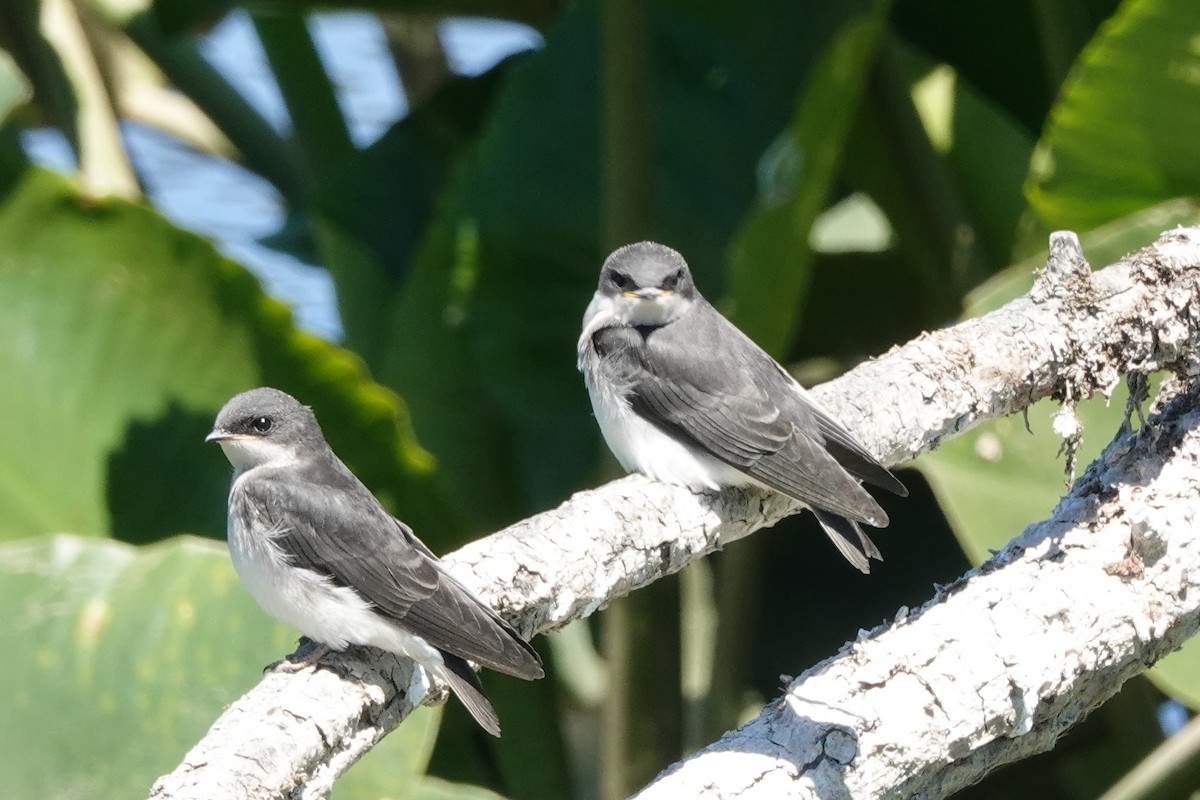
[150,228,1200,800]
[636,373,1200,798]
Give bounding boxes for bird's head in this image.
[597,241,698,326]
[207,387,325,471]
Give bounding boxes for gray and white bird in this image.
[207,387,543,736]
[578,242,907,572]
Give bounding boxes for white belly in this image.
[581,360,752,491]
[226,478,447,678]
[578,291,754,492]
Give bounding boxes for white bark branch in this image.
[636,373,1200,798]
[150,229,1200,800]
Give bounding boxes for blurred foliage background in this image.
[2,0,1200,797]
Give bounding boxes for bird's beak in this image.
[625,287,672,300]
[205,429,247,443]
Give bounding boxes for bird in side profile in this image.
[207,387,543,736]
[577,241,907,572]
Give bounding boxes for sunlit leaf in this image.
[0,48,31,124]
[415,776,511,800]
[0,166,447,544]
[1026,0,1200,231]
[0,534,442,799]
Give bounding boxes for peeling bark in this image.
[150,229,1200,800]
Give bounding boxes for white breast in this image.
[225,474,448,679]
[578,292,753,492]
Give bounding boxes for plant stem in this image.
[125,12,304,203]
[252,12,354,190]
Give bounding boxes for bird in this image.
[577,241,907,572]
[206,387,543,736]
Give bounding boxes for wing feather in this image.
[247,466,542,680]
[600,300,903,525]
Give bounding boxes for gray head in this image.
[596,242,699,326]
[207,387,328,470]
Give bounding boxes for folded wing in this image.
[595,302,904,526]
[247,468,543,680]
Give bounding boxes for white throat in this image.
[217,437,297,473]
[578,291,691,356]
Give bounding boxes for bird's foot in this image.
[267,639,332,674]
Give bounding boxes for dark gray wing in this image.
[807,400,908,496]
[593,301,902,525]
[240,463,542,680]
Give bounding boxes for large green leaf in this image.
[340,704,444,800]
[0,534,442,800]
[1026,0,1200,232]
[0,166,449,544]
[146,0,562,36]
[914,54,1034,267]
[312,64,512,367]
[892,0,1120,135]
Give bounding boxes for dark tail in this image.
[440,652,501,737]
[813,510,883,574]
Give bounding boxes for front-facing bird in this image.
[207,387,543,736]
[578,241,907,572]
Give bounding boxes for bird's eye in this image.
[608,270,633,290]
[662,269,683,290]
[251,416,273,433]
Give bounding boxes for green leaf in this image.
[1026,0,1200,232]
[911,59,1034,266]
[0,534,442,800]
[339,705,443,800]
[0,47,30,124]
[415,776,510,800]
[1151,648,1200,711]
[147,0,561,37]
[313,65,510,369]
[921,381,1143,564]
[725,1,890,356]
[0,534,291,799]
[0,166,448,544]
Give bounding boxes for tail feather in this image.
[813,510,882,574]
[440,652,501,737]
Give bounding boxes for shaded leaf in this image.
[313,63,514,368]
[725,1,890,355]
[339,703,444,800]
[147,0,563,37]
